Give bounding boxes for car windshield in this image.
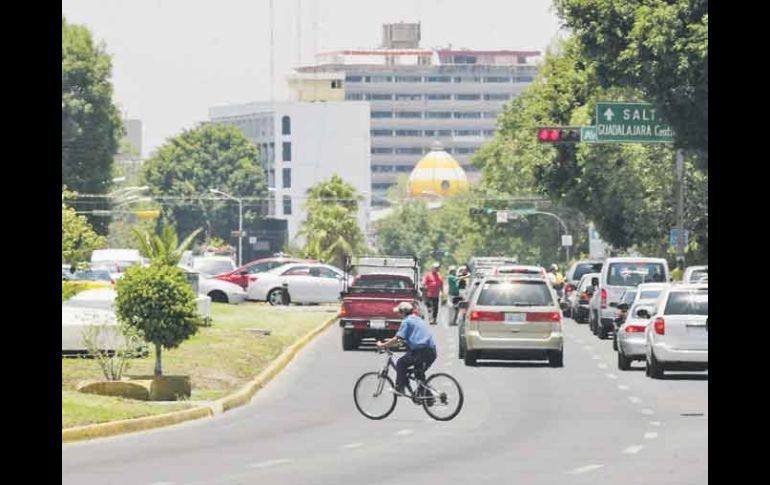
[352,275,413,289]
[476,280,553,306]
[573,263,603,281]
[664,289,708,315]
[607,262,666,286]
[194,259,235,276]
[72,270,112,282]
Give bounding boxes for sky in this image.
[62,0,564,158]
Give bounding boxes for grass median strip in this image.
[62,302,337,429]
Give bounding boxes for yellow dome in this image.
[408,144,469,198]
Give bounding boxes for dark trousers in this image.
[426,297,439,321]
[396,347,437,393]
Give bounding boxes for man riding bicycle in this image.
[376,302,437,397]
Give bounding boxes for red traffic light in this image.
[537,127,581,143]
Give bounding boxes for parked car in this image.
[616,300,657,370]
[338,256,423,351]
[191,256,236,277]
[563,260,603,317]
[215,256,314,289]
[179,264,247,304]
[613,282,668,351]
[569,272,600,323]
[90,249,144,280]
[683,265,708,283]
[459,275,563,367]
[62,268,114,285]
[246,263,348,304]
[645,283,708,378]
[590,257,669,339]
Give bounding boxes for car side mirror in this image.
[636,309,651,319]
[458,301,469,309]
[617,303,629,311]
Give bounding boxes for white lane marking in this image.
[649,421,661,427]
[584,345,593,351]
[340,442,364,449]
[605,373,618,380]
[592,355,600,360]
[598,363,608,369]
[395,429,414,436]
[641,408,655,415]
[567,464,604,475]
[149,482,175,485]
[623,445,644,454]
[644,432,659,440]
[628,396,642,404]
[617,384,630,391]
[248,459,293,469]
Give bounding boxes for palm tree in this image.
[132,226,203,266]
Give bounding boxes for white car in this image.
[246,263,348,305]
[645,283,708,378]
[199,275,246,304]
[683,265,708,283]
[614,282,668,369]
[191,256,237,277]
[62,288,142,354]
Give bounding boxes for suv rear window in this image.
[664,290,708,315]
[607,262,666,286]
[476,281,553,306]
[573,263,603,282]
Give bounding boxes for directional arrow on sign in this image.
[604,108,614,121]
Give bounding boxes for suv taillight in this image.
[654,317,665,335]
[526,312,561,322]
[625,325,646,333]
[600,288,607,309]
[470,311,504,321]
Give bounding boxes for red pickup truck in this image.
[339,257,423,351]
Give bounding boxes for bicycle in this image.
[353,348,464,421]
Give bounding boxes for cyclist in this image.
[376,302,437,397]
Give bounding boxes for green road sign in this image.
[595,102,674,143]
[581,126,598,143]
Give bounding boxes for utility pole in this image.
[675,149,685,264]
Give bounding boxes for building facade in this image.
[209,101,371,243]
[290,22,541,202]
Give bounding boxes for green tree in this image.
[142,124,267,244]
[298,175,365,268]
[62,188,107,267]
[553,0,708,164]
[133,226,203,267]
[62,17,124,232]
[115,264,201,376]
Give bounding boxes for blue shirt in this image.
[396,315,436,351]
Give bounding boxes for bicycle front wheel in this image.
[353,372,397,420]
[422,373,464,421]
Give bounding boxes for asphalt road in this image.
[62,305,707,485]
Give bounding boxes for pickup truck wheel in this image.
[342,329,355,351]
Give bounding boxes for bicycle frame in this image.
[377,350,433,403]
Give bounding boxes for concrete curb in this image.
[62,312,339,443]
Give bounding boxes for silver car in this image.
[645,283,708,378]
[460,275,563,367]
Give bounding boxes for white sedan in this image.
[247,263,348,305]
[199,275,246,304]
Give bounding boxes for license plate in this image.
[505,313,525,323]
[370,320,385,329]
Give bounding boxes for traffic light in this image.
[537,127,581,143]
[469,208,496,217]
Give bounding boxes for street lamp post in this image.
[531,211,571,263]
[210,189,244,267]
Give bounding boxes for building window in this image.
[282,142,291,162]
[484,77,511,83]
[371,147,394,154]
[346,75,362,82]
[437,129,452,137]
[346,93,364,100]
[483,129,496,137]
[395,147,424,155]
[395,129,421,137]
[455,94,481,101]
[426,93,451,101]
[268,142,275,164]
[282,168,291,188]
[425,111,452,119]
[425,76,451,83]
[482,111,500,119]
[371,111,394,119]
[330,80,342,89]
[371,129,393,137]
[369,75,392,83]
[395,93,422,101]
[281,116,291,135]
[453,112,482,119]
[283,195,292,215]
[483,93,511,101]
[366,93,394,101]
[517,56,527,64]
[423,130,435,137]
[396,111,422,119]
[395,76,422,83]
[454,129,482,137]
[419,56,431,65]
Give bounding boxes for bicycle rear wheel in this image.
[353,372,397,420]
[422,373,464,421]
